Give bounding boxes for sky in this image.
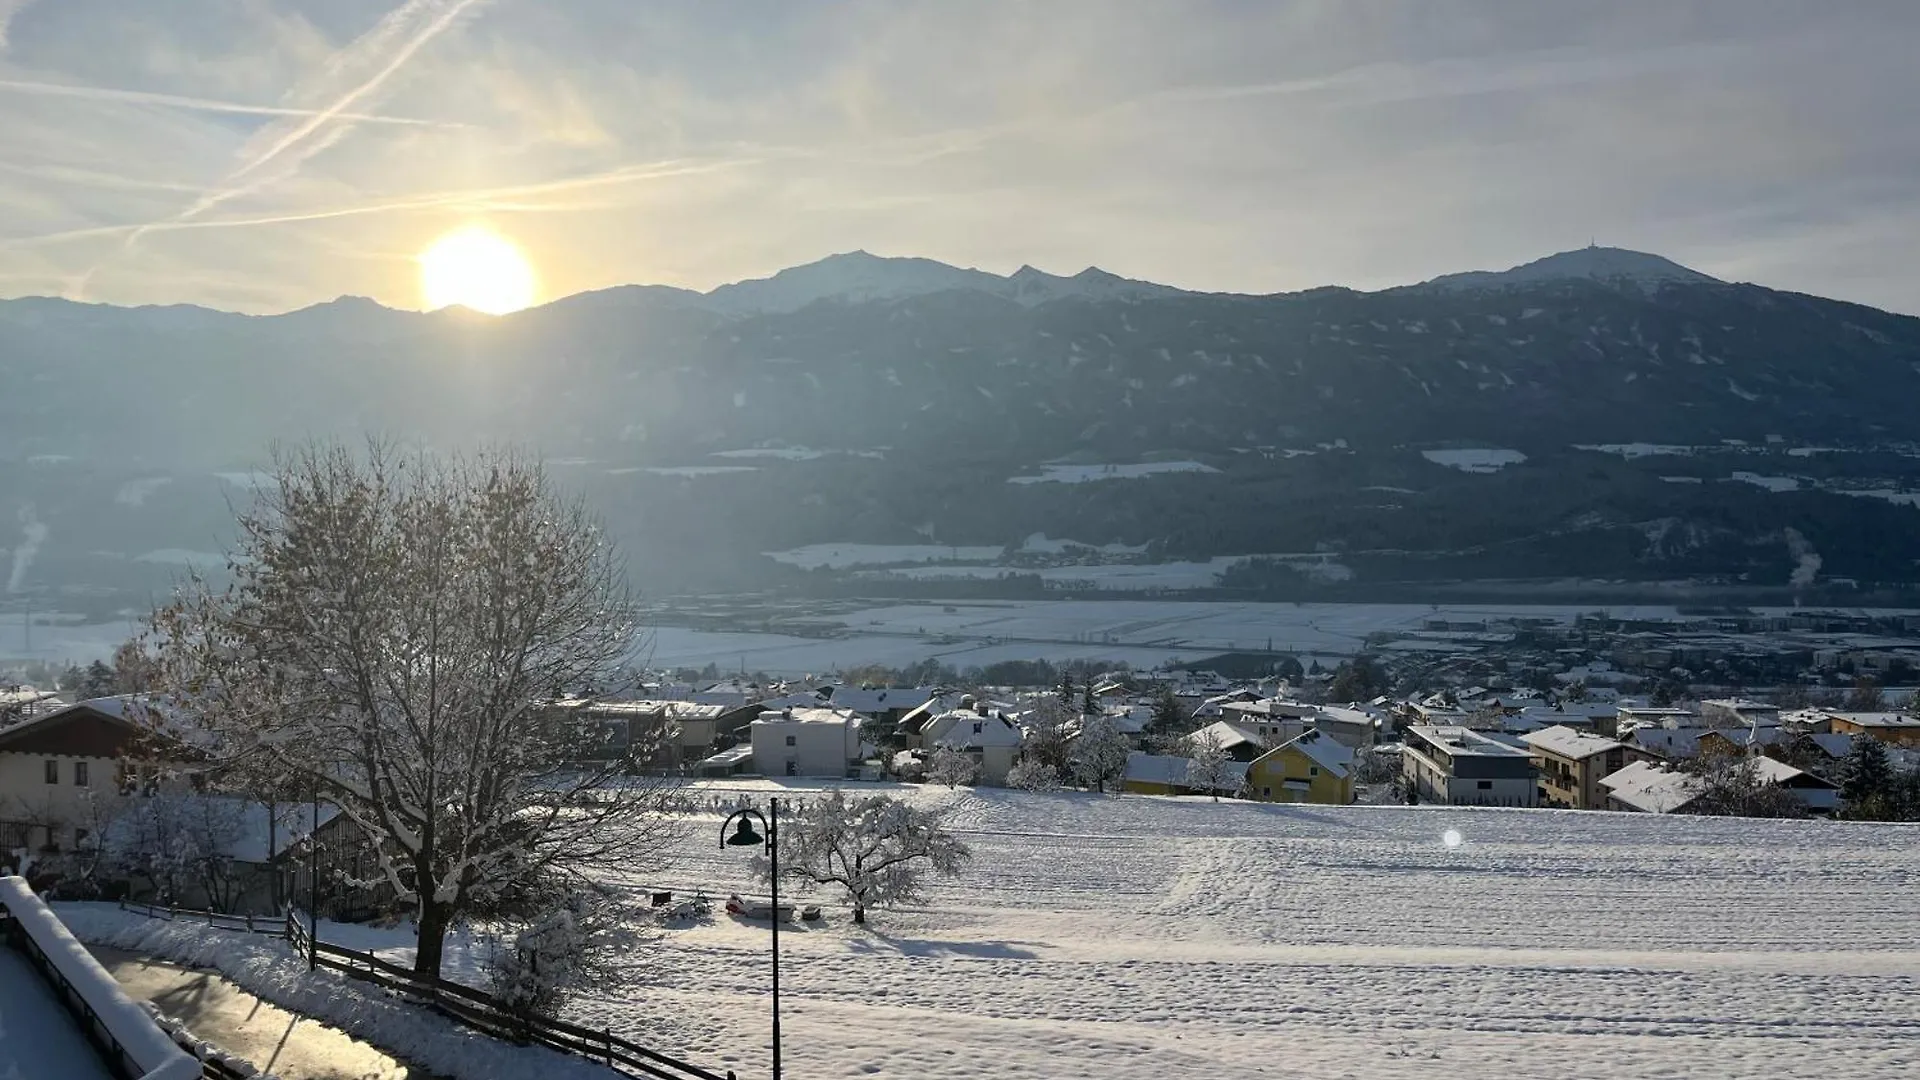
[1,0,1917,315]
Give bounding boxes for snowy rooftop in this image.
[752,706,856,726]
[1599,760,1702,813]
[1407,724,1531,758]
[1521,725,1627,761]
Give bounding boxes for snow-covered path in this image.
[0,946,116,1080]
[87,945,409,1080]
[574,785,1920,1080]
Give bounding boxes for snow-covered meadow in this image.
[50,784,1920,1079]
[585,785,1920,1079]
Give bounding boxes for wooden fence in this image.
[283,909,736,1080]
[116,899,287,937]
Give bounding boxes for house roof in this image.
[1257,730,1354,779]
[924,710,1024,749]
[1625,726,1704,758]
[1406,725,1532,758]
[1191,719,1265,751]
[1521,725,1626,761]
[751,706,855,726]
[1599,761,1703,814]
[0,703,164,758]
[1824,711,1920,731]
[1124,751,1249,791]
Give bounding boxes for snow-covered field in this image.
[54,786,1920,1079]
[1421,448,1528,473]
[561,786,1920,1080]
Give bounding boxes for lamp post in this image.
[719,797,780,1080]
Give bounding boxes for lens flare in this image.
[1442,828,1464,849]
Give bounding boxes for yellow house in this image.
[1245,731,1354,805]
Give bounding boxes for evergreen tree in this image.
[78,660,117,699]
[1057,671,1077,709]
[1838,736,1896,819]
[1147,686,1193,739]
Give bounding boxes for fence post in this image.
[605,1027,613,1065]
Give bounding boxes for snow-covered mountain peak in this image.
[1419,246,1722,293]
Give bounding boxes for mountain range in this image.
[4,245,1920,613]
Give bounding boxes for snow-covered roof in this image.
[1191,719,1264,751]
[1261,730,1354,779]
[1521,725,1626,761]
[1823,711,1920,731]
[1625,726,1704,758]
[924,710,1024,749]
[752,706,856,726]
[1124,752,1248,791]
[1406,725,1532,758]
[1599,761,1703,814]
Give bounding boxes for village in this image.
[5,641,1918,924]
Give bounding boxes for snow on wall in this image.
[0,877,200,1080]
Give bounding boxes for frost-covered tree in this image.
[1681,755,1806,819]
[1019,697,1076,780]
[1005,757,1060,792]
[486,891,618,1018]
[1070,715,1132,793]
[765,790,970,924]
[108,793,247,909]
[144,442,677,976]
[926,747,979,789]
[1184,730,1234,801]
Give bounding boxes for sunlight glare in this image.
[418,226,536,315]
[1442,828,1464,849]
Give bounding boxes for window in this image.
[785,735,796,746]
[1309,766,1319,777]
[1477,780,1493,790]
[785,760,798,776]
[972,722,983,735]
[74,761,89,787]
[1261,786,1272,797]
[44,760,58,784]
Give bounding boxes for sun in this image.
[418,225,537,314]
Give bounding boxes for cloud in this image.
[0,0,34,51]
[3,1,1920,314]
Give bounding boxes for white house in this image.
[748,707,861,778]
[920,708,1024,786]
[1401,725,1538,807]
[0,700,198,854]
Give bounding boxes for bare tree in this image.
[1070,715,1132,794]
[1183,730,1235,801]
[144,441,678,976]
[1005,757,1059,792]
[764,790,970,924]
[926,747,979,789]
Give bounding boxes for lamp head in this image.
[726,816,765,847]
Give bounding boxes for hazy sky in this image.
[2,0,1917,314]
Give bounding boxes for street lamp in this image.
[719,797,780,1080]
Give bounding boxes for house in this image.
[103,795,333,913]
[1308,706,1378,749]
[544,698,760,769]
[1122,752,1250,797]
[1822,712,1920,748]
[1601,757,1840,815]
[1625,725,1707,761]
[1188,720,1267,762]
[1616,705,1699,731]
[748,707,862,778]
[0,700,198,854]
[1599,760,1703,814]
[1699,698,1781,730]
[1244,730,1353,805]
[1400,725,1537,807]
[1520,726,1650,809]
[921,707,1024,785]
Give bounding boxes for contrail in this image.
[78,0,486,294]
[0,77,455,126]
[5,157,755,250]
